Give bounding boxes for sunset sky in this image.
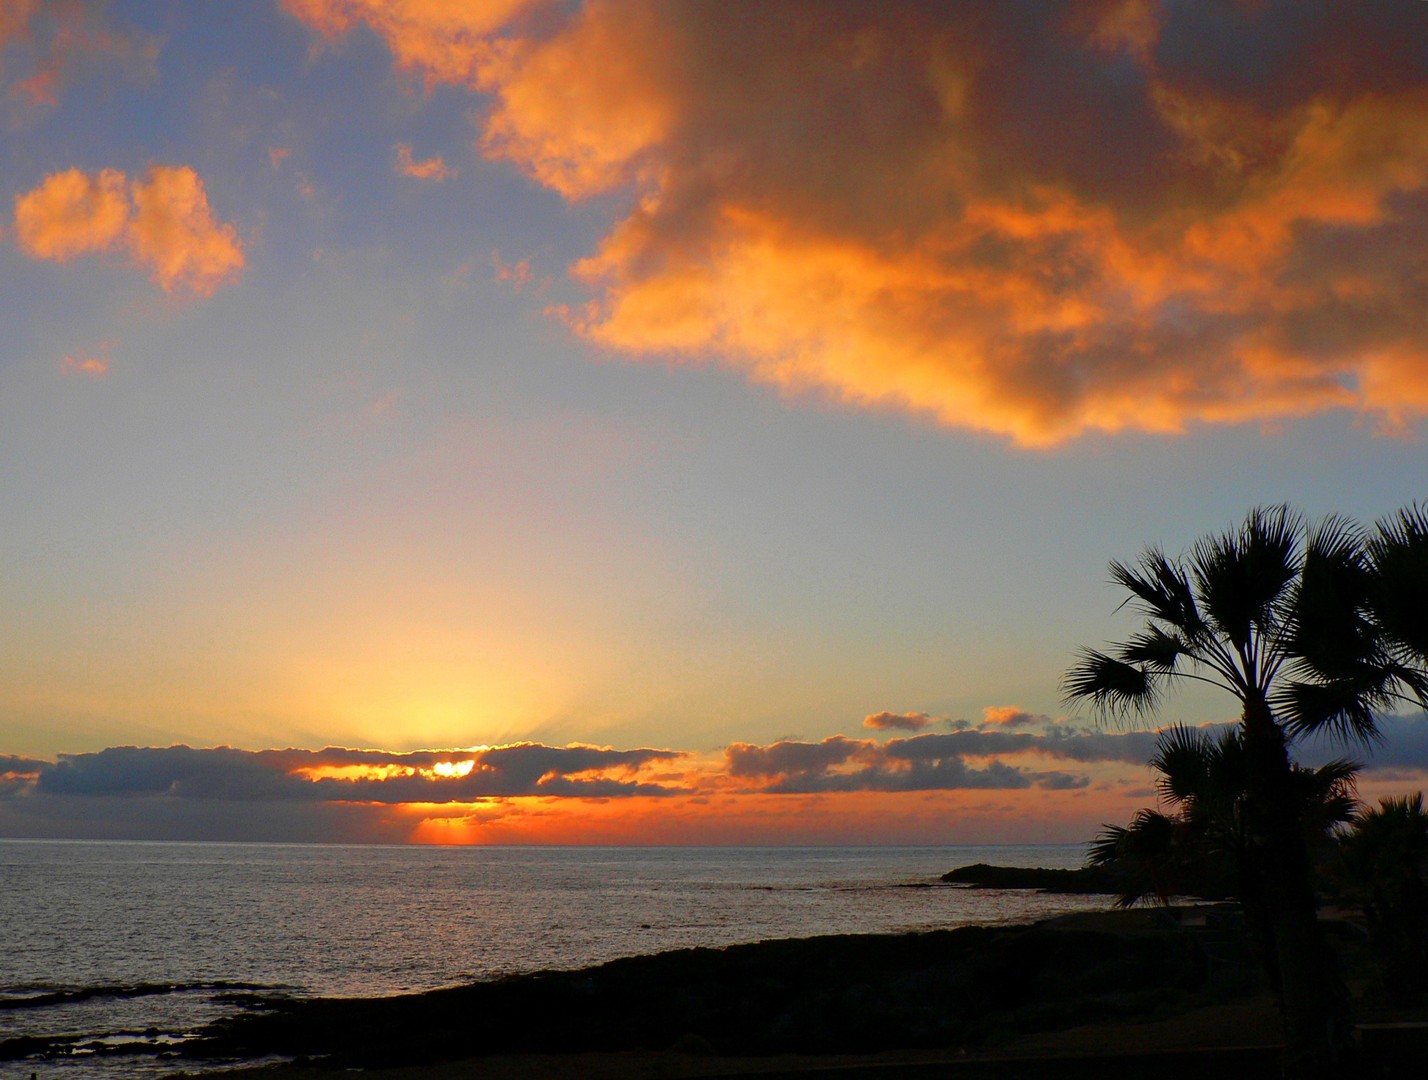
[3,0,1428,845]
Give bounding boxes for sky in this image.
[2,0,1427,845]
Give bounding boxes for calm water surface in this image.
[0,841,1105,1079]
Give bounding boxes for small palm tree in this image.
[1063,506,1426,1079]
[1333,793,1428,1002]
[1088,806,1194,908]
[1090,724,1358,990]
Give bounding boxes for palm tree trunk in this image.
[1241,700,1356,1079]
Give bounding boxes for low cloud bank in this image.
[30,743,687,803]
[3,715,1425,842]
[723,726,1170,794]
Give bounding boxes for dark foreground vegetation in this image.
[1063,504,1428,1079]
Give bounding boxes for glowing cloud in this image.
[981,706,1049,729]
[395,143,455,181]
[286,1,1428,445]
[492,251,536,292]
[280,0,542,88]
[12,165,243,295]
[59,339,115,378]
[13,167,129,261]
[126,165,245,295]
[863,711,935,732]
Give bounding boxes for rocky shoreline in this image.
[182,906,1265,1074]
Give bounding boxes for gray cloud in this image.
[0,755,45,774]
[759,756,1038,795]
[1298,713,1428,773]
[725,736,868,779]
[0,754,47,799]
[27,742,689,806]
[722,731,1125,794]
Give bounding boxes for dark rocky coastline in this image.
[184,908,1264,1072]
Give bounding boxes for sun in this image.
[431,759,475,778]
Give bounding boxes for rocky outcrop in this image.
[940,863,1133,893]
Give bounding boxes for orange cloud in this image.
[394,142,455,181]
[492,250,533,291]
[981,706,1050,729]
[12,165,243,296]
[127,165,245,294]
[13,167,129,260]
[286,1,1428,446]
[863,711,935,732]
[280,0,541,87]
[59,338,116,378]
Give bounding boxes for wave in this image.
[0,980,274,1011]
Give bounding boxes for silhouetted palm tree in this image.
[1063,506,1426,1079]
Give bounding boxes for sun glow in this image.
[431,759,475,778]
[293,763,418,782]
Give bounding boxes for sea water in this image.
[0,840,1106,1078]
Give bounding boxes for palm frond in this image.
[1369,503,1428,670]
[1148,725,1214,808]
[1061,649,1161,719]
[1190,505,1303,654]
[1109,550,1205,637]
[1295,757,1361,832]
[1284,514,1374,682]
[1276,674,1390,745]
[1118,627,1189,673]
[1087,810,1181,907]
[1087,823,1130,867]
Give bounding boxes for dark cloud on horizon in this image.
[1,754,46,776]
[1297,713,1428,773]
[28,743,689,805]
[4,715,1427,841]
[724,715,1428,796]
[722,730,1126,794]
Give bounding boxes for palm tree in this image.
[1063,506,1425,1079]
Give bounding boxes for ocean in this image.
[0,840,1109,1078]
